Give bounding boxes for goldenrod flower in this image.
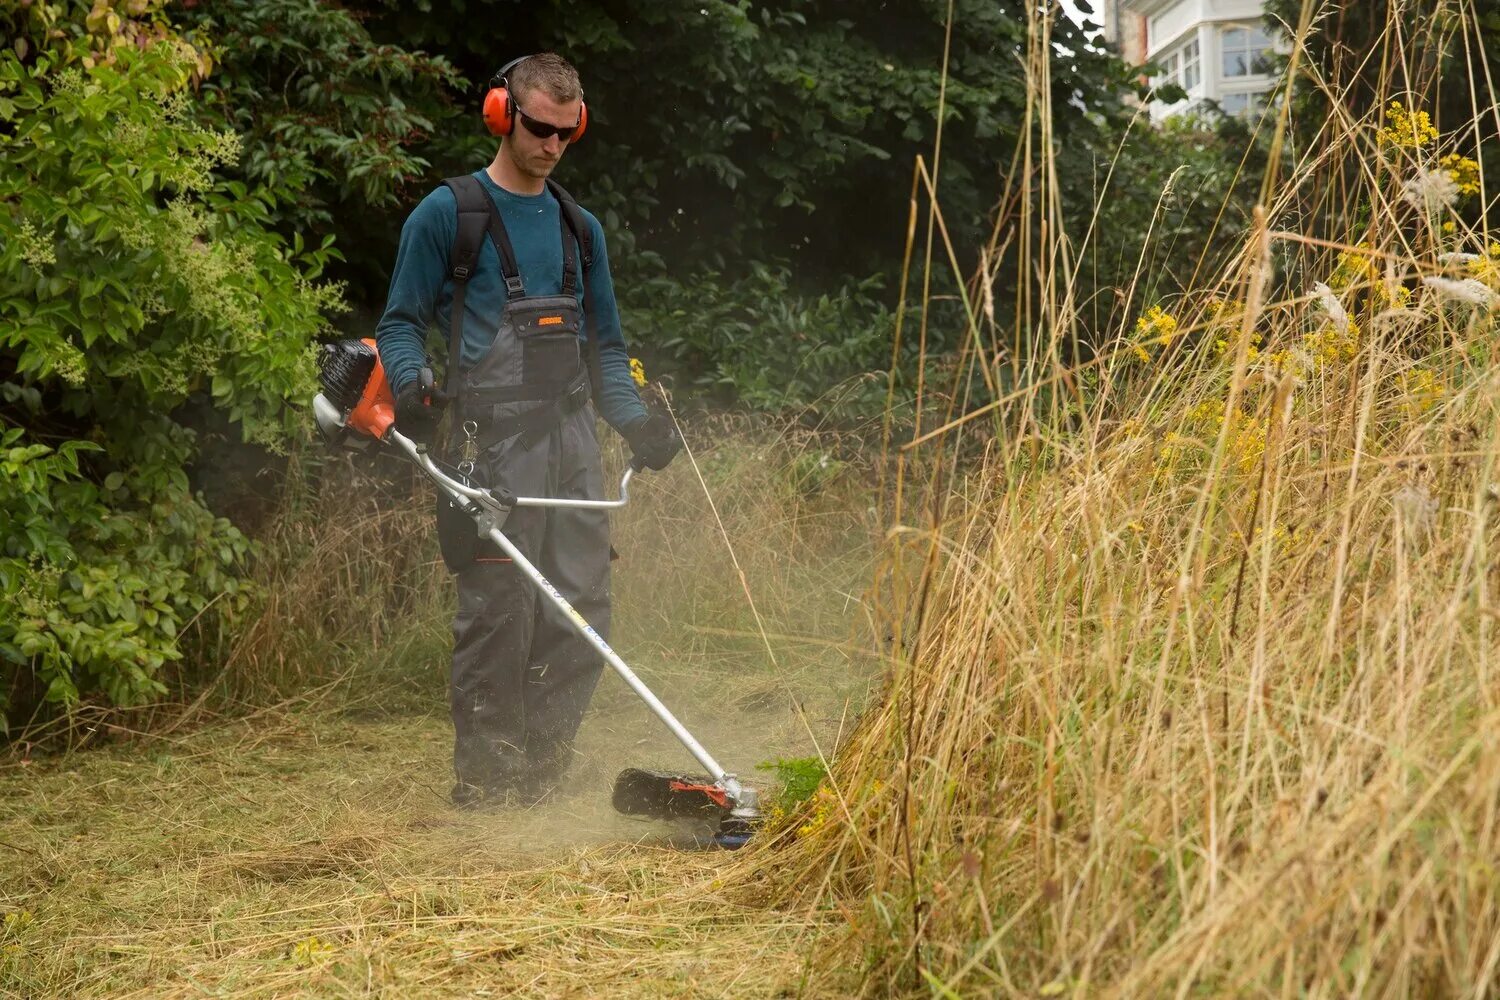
[628,357,647,388]
[2,911,33,936]
[1190,398,1226,428]
[1130,305,1180,363]
[1399,367,1446,415]
[1230,416,1267,474]
[1439,153,1481,196]
[1378,101,1438,149]
[797,786,836,838]
[1303,322,1359,367]
[1329,243,1379,293]
[1466,243,1500,287]
[1135,304,1180,345]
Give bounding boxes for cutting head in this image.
[612,768,763,849]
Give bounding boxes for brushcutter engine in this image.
[313,338,396,447]
[310,338,764,848]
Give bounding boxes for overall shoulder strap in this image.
[545,178,603,401]
[441,176,489,398]
[546,179,594,272]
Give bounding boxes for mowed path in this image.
[0,648,869,998]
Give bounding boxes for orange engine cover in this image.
[347,337,396,440]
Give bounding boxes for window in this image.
[1153,39,1200,92]
[1221,26,1275,78]
[1219,91,1267,117]
[1181,39,1201,90]
[1154,49,1180,89]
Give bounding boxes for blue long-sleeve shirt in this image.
[374,169,648,433]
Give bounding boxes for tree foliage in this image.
[171,0,465,291]
[362,0,1141,282]
[0,1,342,726]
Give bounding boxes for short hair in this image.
[508,52,582,106]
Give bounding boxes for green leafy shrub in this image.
[626,264,897,416]
[0,4,342,729]
[758,754,829,812]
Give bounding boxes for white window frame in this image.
[1218,89,1269,118]
[1220,24,1275,79]
[1154,48,1181,89]
[1180,38,1202,91]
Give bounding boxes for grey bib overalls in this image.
[439,176,609,798]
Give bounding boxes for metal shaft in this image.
[477,523,731,786]
[384,427,735,790]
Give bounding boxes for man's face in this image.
[504,88,582,181]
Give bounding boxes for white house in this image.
[1105,0,1279,120]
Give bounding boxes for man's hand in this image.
[394,367,449,445]
[624,413,681,471]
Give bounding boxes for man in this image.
[374,52,681,808]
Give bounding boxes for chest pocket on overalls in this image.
[508,295,583,391]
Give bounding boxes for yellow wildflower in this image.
[1303,321,1359,367]
[1135,304,1180,345]
[1213,329,1262,361]
[1378,101,1438,149]
[2,911,34,936]
[291,935,335,968]
[1329,243,1379,293]
[628,357,647,387]
[797,786,836,838]
[1399,367,1446,415]
[1130,305,1180,363]
[1264,348,1294,371]
[1155,431,1190,474]
[1230,415,1267,474]
[1190,398,1226,428]
[1439,153,1481,196]
[1467,243,1500,287]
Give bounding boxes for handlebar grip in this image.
[629,454,649,473]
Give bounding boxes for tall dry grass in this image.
[752,1,1500,996]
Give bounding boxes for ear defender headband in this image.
[482,54,588,142]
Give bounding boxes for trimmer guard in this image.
[612,768,760,849]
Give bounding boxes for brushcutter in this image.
[311,339,762,848]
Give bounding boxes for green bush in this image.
[626,264,898,416]
[0,4,342,729]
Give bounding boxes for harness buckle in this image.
[504,275,525,296]
[452,264,471,280]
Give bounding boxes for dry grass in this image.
[0,421,879,997]
[752,2,1500,996]
[0,711,832,997]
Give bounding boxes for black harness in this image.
[441,174,605,448]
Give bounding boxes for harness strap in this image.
[442,176,494,399]
[546,179,604,405]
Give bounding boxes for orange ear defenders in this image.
[482,54,588,142]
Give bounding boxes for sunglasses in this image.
[515,105,581,142]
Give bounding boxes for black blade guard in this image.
[612,768,729,820]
